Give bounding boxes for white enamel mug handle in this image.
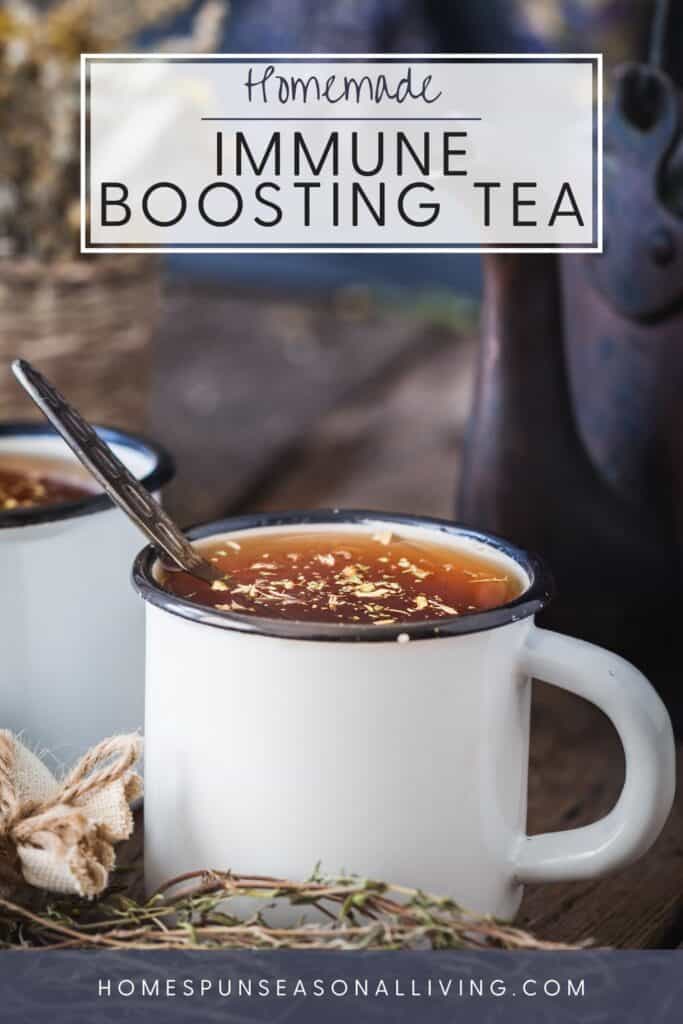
[514,626,676,883]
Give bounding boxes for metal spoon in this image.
[11,358,221,584]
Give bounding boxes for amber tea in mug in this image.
[160,528,525,625]
[0,453,96,512]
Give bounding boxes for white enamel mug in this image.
[134,511,676,919]
[0,422,173,765]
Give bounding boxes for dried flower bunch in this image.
[0,0,225,261]
[0,867,587,951]
[0,732,143,900]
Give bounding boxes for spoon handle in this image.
[12,359,217,583]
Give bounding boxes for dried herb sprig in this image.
[0,869,590,951]
[0,0,227,261]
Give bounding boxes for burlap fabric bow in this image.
[0,732,142,899]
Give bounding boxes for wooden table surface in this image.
[148,279,683,949]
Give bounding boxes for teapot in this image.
[458,63,683,732]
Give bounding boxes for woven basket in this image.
[0,257,161,431]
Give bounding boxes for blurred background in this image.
[0,0,672,527]
[3,2,683,947]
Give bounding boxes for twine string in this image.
[55,735,142,808]
[0,733,19,833]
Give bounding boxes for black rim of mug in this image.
[132,509,554,643]
[0,421,175,528]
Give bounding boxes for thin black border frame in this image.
[82,54,602,253]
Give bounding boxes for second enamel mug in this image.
[0,422,173,763]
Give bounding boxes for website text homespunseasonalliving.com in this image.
[97,974,586,1000]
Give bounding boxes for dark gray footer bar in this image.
[2,950,681,1023]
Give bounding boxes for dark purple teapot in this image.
[458,63,683,731]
